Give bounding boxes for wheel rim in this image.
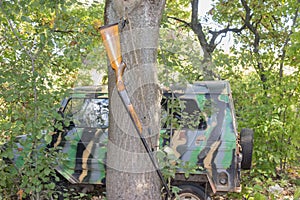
[178,192,201,200]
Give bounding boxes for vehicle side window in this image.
[161,96,182,129]
[181,99,207,130]
[64,98,109,128]
[161,96,207,130]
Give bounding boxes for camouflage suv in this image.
[6,81,254,200]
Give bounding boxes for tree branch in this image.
[208,24,246,50]
[0,1,34,61]
[209,25,246,35]
[240,0,260,53]
[279,5,299,79]
[0,0,38,118]
[190,0,210,59]
[52,29,99,36]
[167,16,191,27]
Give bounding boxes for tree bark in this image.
[104,0,165,199]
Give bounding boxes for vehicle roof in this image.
[167,81,231,95]
[70,81,232,98]
[70,85,108,98]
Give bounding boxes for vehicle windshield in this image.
[64,98,109,128]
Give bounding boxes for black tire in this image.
[173,185,211,200]
[240,128,254,170]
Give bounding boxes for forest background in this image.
[0,0,299,199]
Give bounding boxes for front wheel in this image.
[173,185,211,200]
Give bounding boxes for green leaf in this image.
[21,16,31,22]
[253,193,267,200]
[44,133,52,144]
[48,182,56,190]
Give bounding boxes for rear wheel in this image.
[173,185,211,200]
[240,128,254,170]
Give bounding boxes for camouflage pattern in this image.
[51,86,109,184]
[162,81,240,192]
[55,127,107,184]
[49,81,241,192]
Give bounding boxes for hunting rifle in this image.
[99,22,172,199]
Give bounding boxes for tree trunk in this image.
[104,1,165,199]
